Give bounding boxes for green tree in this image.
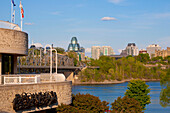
[125,79,151,110]
[109,68,115,80]
[111,96,143,113]
[54,47,65,54]
[67,52,78,66]
[160,68,170,107]
[136,53,150,63]
[79,56,164,82]
[152,56,163,61]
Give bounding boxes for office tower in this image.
[91,46,101,59]
[91,46,115,59]
[146,44,161,58]
[125,43,139,56]
[101,46,115,56]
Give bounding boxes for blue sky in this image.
[0,0,170,56]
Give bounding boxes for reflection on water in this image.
[72,82,170,113]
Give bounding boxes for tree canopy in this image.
[125,79,151,110]
[79,56,165,82]
[160,68,170,107]
[111,96,143,113]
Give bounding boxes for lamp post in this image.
[44,44,52,81]
[52,49,58,74]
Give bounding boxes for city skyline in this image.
[0,0,170,56]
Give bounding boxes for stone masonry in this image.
[0,28,28,55]
[0,81,72,113]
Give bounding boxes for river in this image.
[72,81,170,113]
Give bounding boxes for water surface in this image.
[72,82,170,113]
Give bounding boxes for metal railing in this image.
[4,75,40,85]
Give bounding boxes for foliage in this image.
[79,56,164,82]
[56,104,83,113]
[56,93,109,113]
[72,93,109,112]
[135,53,150,63]
[67,52,78,66]
[152,56,163,61]
[111,96,143,113]
[54,47,65,54]
[160,68,170,107]
[164,56,170,64]
[125,79,151,110]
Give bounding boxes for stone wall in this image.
[0,28,28,55]
[0,81,72,113]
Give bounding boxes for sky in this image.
[0,0,170,56]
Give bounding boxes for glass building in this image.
[68,37,81,52]
[67,37,85,61]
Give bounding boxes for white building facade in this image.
[125,43,139,56]
[146,44,161,58]
[91,46,115,59]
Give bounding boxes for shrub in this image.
[56,93,109,113]
[72,93,109,112]
[111,96,143,113]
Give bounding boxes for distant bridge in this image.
[17,48,85,80]
[17,65,83,78]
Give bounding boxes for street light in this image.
[44,44,52,81]
[44,45,65,82]
[52,49,57,74]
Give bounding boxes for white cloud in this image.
[24,23,34,25]
[101,17,117,21]
[85,48,91,53]
[108,0,124,4]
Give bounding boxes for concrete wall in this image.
[0,54,2,83]
[0,28,28,55]
[0,81,72,113]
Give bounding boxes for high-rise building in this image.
[125,43,139,56]
[146,44,161,58]
[91,46,101,60]
[101,46,115,56]
[91,46,115,59]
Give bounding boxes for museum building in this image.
[0,28,28,76]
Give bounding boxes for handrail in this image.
[4,75,40,85]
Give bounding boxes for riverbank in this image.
[73,79,160,85]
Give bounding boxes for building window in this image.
[2,54,14,74]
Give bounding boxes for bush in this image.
[125,79,151,110]
[111,96,143,113]
[56,93,109,113]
